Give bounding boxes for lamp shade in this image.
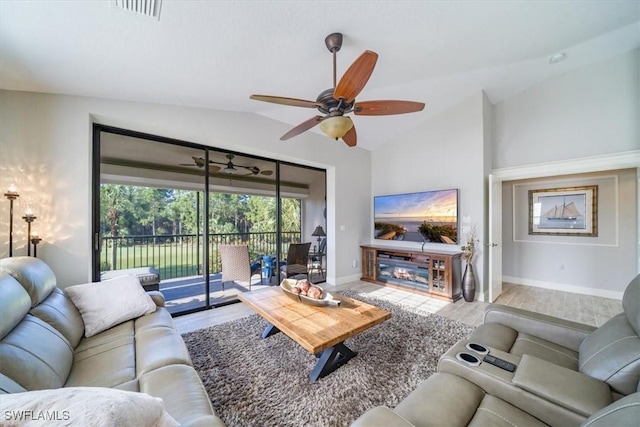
[319,116,353,139]
[312,226,326,237]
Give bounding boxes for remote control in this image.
[483,355,516,372]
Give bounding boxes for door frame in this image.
[91,124,327,316]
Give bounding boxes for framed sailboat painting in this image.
[528,185,598,236]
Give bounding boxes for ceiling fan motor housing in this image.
[316,88,353,115]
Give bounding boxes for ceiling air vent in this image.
[113,0,162,20]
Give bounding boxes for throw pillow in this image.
[65,275,157,338]
[0,387,178,427]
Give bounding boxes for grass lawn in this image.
[100,239,301,280]
[100,245,209,280]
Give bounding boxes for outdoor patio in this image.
[160,270,326,314]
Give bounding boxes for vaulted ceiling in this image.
[2,1,639,150]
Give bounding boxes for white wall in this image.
[0,90,371,286]
[371,92,488,296]
[502,169,637,298]
[494,49,639,169]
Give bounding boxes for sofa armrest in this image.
[484,304,596,351]
[350,407,415,427]
[147,291,165,307]
[512,355,612,417]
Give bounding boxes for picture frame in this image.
[528,185,598,236]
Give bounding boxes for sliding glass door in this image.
[92,124,326,316]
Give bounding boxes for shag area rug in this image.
[182,291,473,427]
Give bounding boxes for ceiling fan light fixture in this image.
[224,165,237,174]
[319,116,353,139]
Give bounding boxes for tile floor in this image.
[174,280,623,334]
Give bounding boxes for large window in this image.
[93,125,326,315]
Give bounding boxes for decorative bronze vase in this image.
[462,263,476,302]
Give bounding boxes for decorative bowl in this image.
[280,279,340,307]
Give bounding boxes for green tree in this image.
[280,198,301,233]
[100,184,136,269]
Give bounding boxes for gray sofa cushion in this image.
[580,392,640,427]
[30,288,85,348]
[0,314,74,390]
[579,313,640,396]
[1,256,57,307]
[0,273,31,339]
[622,274,640,335]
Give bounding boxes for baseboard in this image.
[502,275,624,300]
[333,273,363,287]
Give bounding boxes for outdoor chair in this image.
[309,238,326,279]
[281,242,311,280]
[219,244,262,292]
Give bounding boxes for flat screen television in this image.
[374,189,458,244]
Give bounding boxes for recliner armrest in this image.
[484,304,596,351]
[512,355,612,417]
[147,291,165,307]
[350,407,415,427]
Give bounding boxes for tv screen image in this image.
[374,189,458,244]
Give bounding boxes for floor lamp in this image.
[4,184,19,257]
[31,234,42,258]
[22,209,36,256]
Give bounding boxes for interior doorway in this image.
[488,151,640,301]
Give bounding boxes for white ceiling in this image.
[2,1,639,151]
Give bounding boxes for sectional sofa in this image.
[0,257,225,426]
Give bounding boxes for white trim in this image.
[511,175,620,246]
[503,275,624,300]
[492,150,640,181]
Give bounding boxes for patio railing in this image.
[100,231,301,280]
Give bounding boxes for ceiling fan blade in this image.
[280,116,325,141]
[208,165,221,173]
[333,50,378,103]
[260,170,274,176]
[250,95,321,108]
[354,100,425,116]
[342,125,357,147]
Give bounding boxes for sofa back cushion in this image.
[30,288,85,348]
[0,314,74,390]
[579,313,640,396]
[0,273,31,340]
[0,257,56,307]
[0,373,27,394]
[622,274,640,335]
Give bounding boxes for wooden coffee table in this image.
[239,286,391,382]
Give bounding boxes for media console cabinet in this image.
[361,245,462,302]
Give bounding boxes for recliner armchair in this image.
[467,274,640,397]
[351,274,640,427]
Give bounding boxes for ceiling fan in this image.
[180,155,273,176]
[250,33,425,147]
